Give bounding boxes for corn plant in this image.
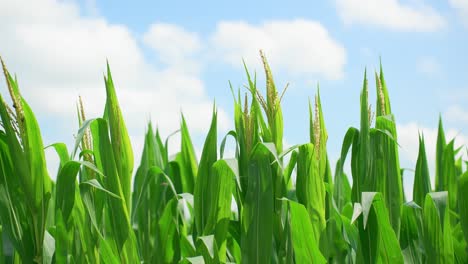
[0,52,468,264]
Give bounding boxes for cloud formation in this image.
[335,0,446,32]
[210,20,346,80]
[0,0,349,178]
[0,0,230,177]
[449,0,468,26]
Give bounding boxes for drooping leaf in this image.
[400,202,424,263]
[357,192,404,263]
[423,192,454,263]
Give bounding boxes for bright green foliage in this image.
[194,110,218,238]
[436,116,447,192]
[241,144,274,263]
[0,54,468,264]
[103,64,134,212]
[296,143,326,243]
[179,115,199,193]
[458,172,468,246]
[0,61,52,263]
[355,192,404,263]
[284,199,326,263]
[423,192,454,263]
[400,202,424,263]
[413,134,431,207]
[373,66,403,235]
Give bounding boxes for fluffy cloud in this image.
[0,0,349,179]
[143,23,202,71]
[0,0,230,177]
[449,0,468,26]
[445,105,468,124]
[335,0,446,32]
[210,20,346,80]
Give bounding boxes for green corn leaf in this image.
[458,172,468,244]
[54,210,68,264]
[283,199,326,263]
[56,161,105,222]
[413,134,431,207]
[241,143,274,263]
[357,192,404,263]
[202,159,235,262]
[21,98,52,206]
[452,223,468,263]
[45,143,70,170]
[180,115,198,193]
[181,256,205,264]
[423,192,454,263]
[400,202,424,263]
[0,225,3,264]
[374,114,403,235]
[442,141,457,210]
[196,235,218,264]
[156,198,180,263]
[79,179,120,199]
[90,118,133,255]
[352,71,371,203]
[283,150,297,188]
[435,116,447,192]
[226,229,241,264]
[0,66,51,262]
[194,109,217,237]
[220,130,238,160]
[132,123,161,215]
[335,127,359,211]
[260,51,283,154]
[104,63,134,212]
[296,143,326,243]
[180,235,197,259]
[99,236,121,264]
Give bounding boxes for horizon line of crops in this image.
[0,51,467,263]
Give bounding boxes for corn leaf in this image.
[194,109,218,237]
[104,63,134,212]
[241,143,274,263]
[413,134,431,207]
[423,191,454,263]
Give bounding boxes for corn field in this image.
[0,52,467,264]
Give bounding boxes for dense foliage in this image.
[0,53,467,263]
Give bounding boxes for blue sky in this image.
[1,0,468,198]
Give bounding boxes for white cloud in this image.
[143,23,202,71]
[0,2,348,179]
[449,0,468,26]
[417,56,442,75]
[445,105,468,124]
[0,0,230,178]
[83,0,99,16]
[335,0,446,32]
[210,20,346,80]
